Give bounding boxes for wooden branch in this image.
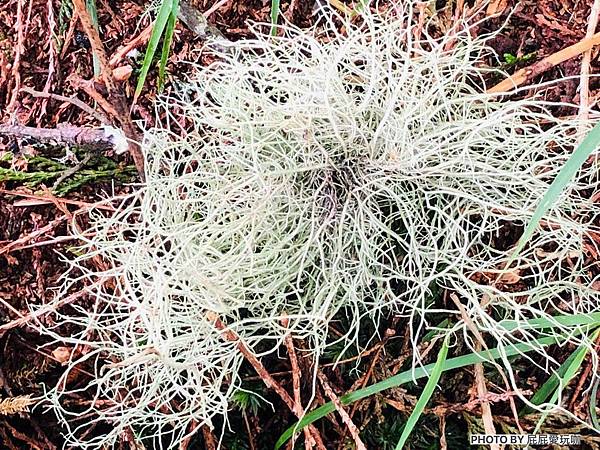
[0,124,126,152]
[21,86,108,123]
[488,31,600,94]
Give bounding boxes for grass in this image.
[134,0,179,103]
[508,120,600,262]
[276,312,600,448]
[394,335,449,449]
[270,0,280,36]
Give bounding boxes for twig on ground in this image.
[203,0,230,18]
[0,123,125,152]
[206,312,327,450]
[242,411,258,450]
[488,31,600,94]
[109,24,153,67]
[0,215,67,256]
[0,287,88,337]
[474,346,499,450]
[0,419,46,448]
[282,318,314,450]
[579,0,600,121]
[39,0,57,122]
[21,87,108,123]
[450,294,498,448]
[2,188,117,211]
[51,153,92,191]
[179,420,199,450]
[317,370,367,450]
[7,0,25,112]
[201,425,217,450]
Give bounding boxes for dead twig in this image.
[1,188,118,211]
[179,420,199,450]
[39,0,57,122]
[0,123,124,152]
[488,31,600,94]
[0,215,66,256]
[21,87,108,123]
[201,425,217,450]
[282,318,314,450]
[0,284,96,338]
[317,370,366,450]
[71,0,145,176]
[579,0,600,121]
[7,0,25,112]
[203,0,230,17]
[109,24,153,68]
[51,153,92,191]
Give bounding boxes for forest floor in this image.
[0,0,599,449]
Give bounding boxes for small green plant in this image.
[394,336,448,449]
[503,52,535,66]
[232,388,264,416]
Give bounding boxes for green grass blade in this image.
[522,342,588,415]
[270,0,280,36]
[590,377,600,430]
[134,0,174,103]
[274,334,566,449]
[499,311,600,332]
[85,0,101,77]
[509,121,600,261]
[395,336,449,450]
[532,329,598,433]
[158,0,178,91]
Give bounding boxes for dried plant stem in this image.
[21,87,108,123]
[7,0,25,112]
[317,371,366,450]
[579,0,600,120]
[282,322,314,450]
[0,124,119,151]
[71,0,144,176]
[488,31,600,94]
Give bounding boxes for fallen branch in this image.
[21,86,108,123]
[488,31,600,94]
[0,288,88,337]
[0,124,128,153]
[282,318,314,450]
